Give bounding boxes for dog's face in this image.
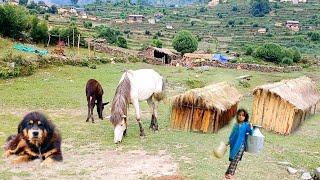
[18,112,53,147]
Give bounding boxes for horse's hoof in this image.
[86,119,89,122]
[140,131,145,137]
[92,121,95,123]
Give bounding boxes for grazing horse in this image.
[107,69,165,143]
[85,79,109,123]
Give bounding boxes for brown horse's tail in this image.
[153,78,166,102]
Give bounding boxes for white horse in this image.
[107,69,165,143]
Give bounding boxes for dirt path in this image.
[2,148,178,179]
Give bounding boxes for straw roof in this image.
[254,76,320,111]
[152,47,175,56]
[172,82,242,111]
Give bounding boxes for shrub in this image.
[113,56,127,63]
[172,30,198,54]
[99,57,111,64]
[83,21,93,29]
[232,5,238,12]
[30,16,48,43]
[116,36,127,48]
[152,39,163,48]
[252,23,259,28]
[281,57,293,66]
[244,46,254,55]
[124,28,130,34]
[291,47,301,63]
[145,30,151,35]
[228,19,235,26]
[44,13,50,20]
[255,43,283,63]
[128,56,141,63]
[307,31,320,41]
[199,7,207,13]
[0,4,29,39]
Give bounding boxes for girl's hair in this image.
[237,108,249,123]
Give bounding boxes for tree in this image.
[117,36,127,48]
[97,27,117,44]
[71,0,78,5]
[250,0,271,17]
[30,16,48,43]
[19,0,28,6]
[0,5,29,39]
[172,30,198,54]
[83,21,93,29]
[255,43,284,63]
[48,5,58,14]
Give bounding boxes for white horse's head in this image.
[106,114,127,143]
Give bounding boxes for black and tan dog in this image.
[4,112,62,166]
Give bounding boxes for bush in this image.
[232,5,238,12]
[145,30,151,35]
[97,27,117,44]
[255,43,284,63]
[307,31,320,41]
[199,7,207,13]
[228,19,235,26]
[281,57,293,66]
[83,21,93,29]
[113,56,127,63]
[252,23,259,28]
[152,39,163,48]
[250,0,271,17]
[99,57,111,64]
[172,30,198,54]
[0,5,29,39]
[244,46,254,55]
[291,47,301,62]
[128,56,141,63]
[44,13,50,20]
[124,28,130,34]
[116,36,127,48]
[30,16,48,43]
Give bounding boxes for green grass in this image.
[0,63,319,179]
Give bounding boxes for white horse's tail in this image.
[153,78,166,102]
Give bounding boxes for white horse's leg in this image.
[147,97,158,131]
[133,99,145,137]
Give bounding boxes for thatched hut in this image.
[171,82,242,133]
[251,76,320,135]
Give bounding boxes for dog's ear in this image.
[17,120,24,134]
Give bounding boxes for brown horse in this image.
[85,79,109,123]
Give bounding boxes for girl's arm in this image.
[247,122,253,135]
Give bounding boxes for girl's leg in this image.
[225,144,245,177]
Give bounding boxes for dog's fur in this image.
[4,112,62,165]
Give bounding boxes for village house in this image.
[148,18,156,24]
[154,13,164,22]
[128,15,144,23]
[258,28,267,34]
[208,0,219,7]
[286,20,300,31]
[166,24,174,30]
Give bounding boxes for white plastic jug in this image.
[212,141,227,159]
[246,125,264,154]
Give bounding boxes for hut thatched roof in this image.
[151,47,175,56]
[254,76,320,111]
[172,82,242,111]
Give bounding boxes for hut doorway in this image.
[154,49,171,64]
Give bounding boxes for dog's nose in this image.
[32,131,39,137]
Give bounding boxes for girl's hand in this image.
[250,123,253,129]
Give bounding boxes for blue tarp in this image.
[212,54,229,63]
[14,43,48,56]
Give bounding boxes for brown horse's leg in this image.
[86,96,91,122]
[91,97,96,123]
[138,120,145,137]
